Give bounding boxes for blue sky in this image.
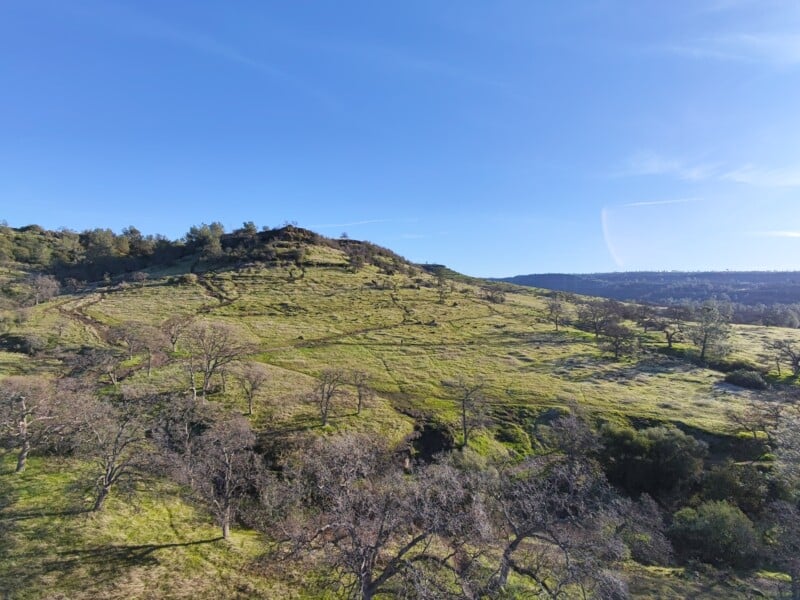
[2,0,800,276]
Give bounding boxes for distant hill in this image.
[499,271,800,306]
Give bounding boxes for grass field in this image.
[1,251,798,597]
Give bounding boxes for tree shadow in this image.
[0,507,90,522]
[0,537,223,594]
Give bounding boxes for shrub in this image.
[669,500,760,569]
[599,425,707,502]
[724,369,768,390]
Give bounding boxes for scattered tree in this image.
[311,368,347,426]
[577,299,621,339]
[599,322,637,359]
[185,321,254,399]
[546,294,567,332]
[78,395,151,511]
[28,273,60,305]
[235,361,270,416]
[180,414,262,539]
[350,369,373,415]
[0,377,62,472]
[687,300,732,362]
[283,434,489,600]
[161,314,195,352]
[772,339,800,377]
[444,376,487,450]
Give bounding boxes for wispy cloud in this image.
[750,230,800,238]
[720,164,800,187]
[620,153,720,182]
[61,0,285,76]
[623,198,698,208]
[670,33,800,66]
[621,152,800,188]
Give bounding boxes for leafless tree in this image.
[109,322,144,360]
[444,376,488,450]
[312,368,348,426]
[161,314,195,352]
[235,361,270,416]
[546,294,567,332]
[771,340,800,377]
[599,322,637,360]
[75,347,125,386]
[185,321,254,399]
[283,434,490,600]
[350,370,374,415]
[0,377,63,472]
[131,271,148,288]
[77,395,151,511]
[687,300,732,361]
[28,273,60,305]
[577,299,621,339]
[178,414,261,539]
[726,399,782,446]
[489,455,627,598]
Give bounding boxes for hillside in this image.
[500,271,800,312]
[1,225,799,598]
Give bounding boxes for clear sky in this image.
[2,1,800,277]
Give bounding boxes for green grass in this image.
[2,258,797,597]
[0,452,281,599]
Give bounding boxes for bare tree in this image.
[185,321,254,399]
[180,415,261,539]
[0,377,62,472]
[444,376,487,450]
[577,299,621,339]
[546,294,567,332]
[350,369,374,415]
[312,368,348,426]
[283,434,490,600]
[109,322,143,360]
[75,347,125,387]
[726,399,782,446]
[599,322,637,360]
[235,362,270,416]
[772,340,800,377]
[687,300,732,362]
[489,455,626,597]
[78,396,151,511]
[28,273,60,305]
[131,271,148,288]
[161,314,195,353]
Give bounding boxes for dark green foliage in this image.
[700,460,771,516]
[724,369,768,390]
[599,425,707,503]
[669,500,760,569]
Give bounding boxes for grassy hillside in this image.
[1,231,798,598]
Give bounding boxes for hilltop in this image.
[1,222,799,598]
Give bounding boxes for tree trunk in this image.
[15,438,30,473]
[222,520,231,540]
[496,536,522,589]
[461,399,468,450]
[93,485,110,511]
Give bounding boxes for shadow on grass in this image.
[0,537,223,594]
[0,507,90,522]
